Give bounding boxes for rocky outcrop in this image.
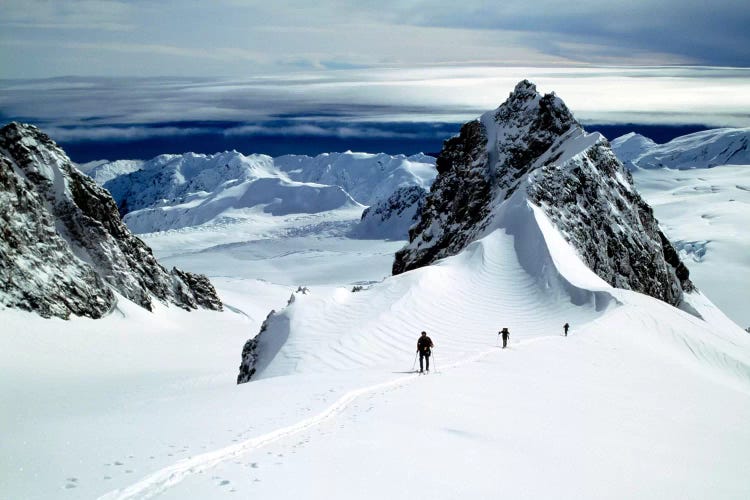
[527,137,694,304]
[393,80,694,306]
[0,122,223,319]
[237,311,275,384]
[350,185,427,240]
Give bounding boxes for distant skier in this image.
[563,323,569,336]
[499,327,510,348]
[416,331,434,372]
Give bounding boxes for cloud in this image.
[224,123,448,139]
[344,0,750,66]
[0,0,134,31]
[39,126,213,142]
[2,67,750,138]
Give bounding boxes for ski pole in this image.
[411,352,418,372]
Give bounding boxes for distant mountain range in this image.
[611,128,750,169]
[86,151,435,234]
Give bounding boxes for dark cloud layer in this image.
[1,70,747,161]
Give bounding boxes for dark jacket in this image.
[417,336,434,354]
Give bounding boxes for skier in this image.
[563,323,569,336]
[499,327,510,348]
[416,331,434,372]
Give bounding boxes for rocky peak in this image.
[0,122,223,319]
[393,81,694,307]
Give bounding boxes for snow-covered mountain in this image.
[0,122,222,319]
[612,127,750,169]
[77,158,144,185]
[275,152,436,205]
[97,151,436,234]
[393,80,692,307]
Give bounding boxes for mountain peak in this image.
[393,81,693,307]
[511,78,538,96]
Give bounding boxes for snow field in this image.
[166,330,750,500]
[633,165,750,328]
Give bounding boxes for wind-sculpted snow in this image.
[96,150,436,234]
[393,80,693,307]
[0,122,222,319]
[612,128,750,170]
[238,182,620,382]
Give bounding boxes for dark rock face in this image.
[527,140,694,304]
[237,310,275,384]
[393,120,490,274]
[0,156,114,318]
[0,122,223,319]
[393,80,694,306]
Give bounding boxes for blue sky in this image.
[1,1,749,160]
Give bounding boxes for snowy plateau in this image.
[2,82,750,500]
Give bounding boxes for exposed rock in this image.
[237,310,275,384]
[393,80,693,306]
[0,122,223,319]
[350,185,427,240]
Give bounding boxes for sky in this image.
[1,1,750,160]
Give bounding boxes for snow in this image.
[633,164,750,328]
[97,151,436,234]
[608,127,750,328]
[76,159,144,185]
[4,139,750,497]
[612,127,750,170]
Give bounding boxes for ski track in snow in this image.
[97,342,534,500]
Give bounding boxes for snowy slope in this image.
[349,185,426,240]
[275,152,436,205]
[609,132,657,168]
[612,127,750,169]
[77,159,144,185]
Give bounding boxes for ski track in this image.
[97,342,534,500]
[98,231,592,499]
